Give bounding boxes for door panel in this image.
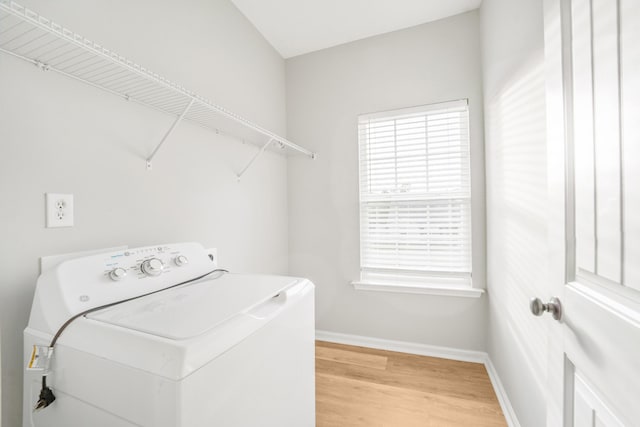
[591,0,621,283]
[563,282,640,426]
[621,0,640,290]
[571,0,596,274]
[574,373,624,427]
[544,0,640,426]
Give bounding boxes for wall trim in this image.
[315,330,521,427]
[351,280,485,298]
[483,355,522,427]
[316,330,486,363]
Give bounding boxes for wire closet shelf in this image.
[0,1,315,176]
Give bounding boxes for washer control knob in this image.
[174,255,189,267]
[109,267,127,281]
[141,258,164,276]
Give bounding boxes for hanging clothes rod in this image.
[0,1,316,170]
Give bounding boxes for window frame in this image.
[352,99,482,298]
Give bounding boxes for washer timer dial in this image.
[140,258,164,277]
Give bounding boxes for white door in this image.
[543,0,640,426]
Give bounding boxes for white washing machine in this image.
[23,242,315,427]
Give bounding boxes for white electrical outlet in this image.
[46,193,74,228]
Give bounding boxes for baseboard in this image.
[316,330,486,364]
[315,330,521,427]
[483,356,522,427]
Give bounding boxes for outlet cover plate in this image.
[46,193,74,228]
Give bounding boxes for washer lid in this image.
[87,273,297,340]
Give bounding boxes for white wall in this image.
[0,1,288,425]
[480,0,551,426]
[286,11,487,350]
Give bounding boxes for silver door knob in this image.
[530,297,562,321]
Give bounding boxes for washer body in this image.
[23,243,315,427]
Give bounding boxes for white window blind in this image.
[358,100,472,288]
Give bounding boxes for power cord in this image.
[34,267,229,411]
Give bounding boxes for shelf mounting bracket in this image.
[237,138,275,180]
[146,98,195,170]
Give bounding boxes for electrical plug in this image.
[34,381,56,411]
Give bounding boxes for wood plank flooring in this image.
[316,341,507,427]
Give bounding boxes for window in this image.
[355,100,473,294]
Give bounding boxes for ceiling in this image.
[230,0,482,58]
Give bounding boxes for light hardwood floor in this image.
[315,341,507,427]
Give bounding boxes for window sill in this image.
[351,280,485,298]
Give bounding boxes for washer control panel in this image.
[103,245,192,282]
[40,242,217,325]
